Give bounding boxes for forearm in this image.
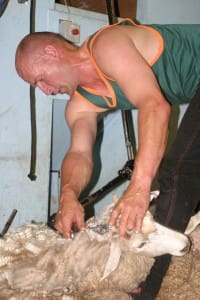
[60,150,93,199]
[130,100,171,191]
[55,150,92,236]
[109,100,171,235]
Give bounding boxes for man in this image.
[15,19,200,299]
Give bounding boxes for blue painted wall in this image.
[0,0,55,229]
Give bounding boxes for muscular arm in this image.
[93,27,171,235]
[55,99,98,237]
[117,96,170,235]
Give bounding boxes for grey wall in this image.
[137,0,200,24]
[0,0,55,230]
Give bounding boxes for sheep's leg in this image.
[185,211,200,235]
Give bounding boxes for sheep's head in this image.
[89,191,191,258]
[86,192,191,258]
[128,210,191,257]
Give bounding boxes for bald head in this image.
[15,32,76,81]
[15,32,82,95]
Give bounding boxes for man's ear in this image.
[44,45,59,59]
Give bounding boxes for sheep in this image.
[0,192,192,300]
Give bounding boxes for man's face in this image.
[16,50,78,96]
[32,65,72,96]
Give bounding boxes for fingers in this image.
[54,205,85,238]
[127,209,144,233]
[134,215,143,234]
[54,211,72,238]
[118,209,129,237]
[76,216,86,232]
[109,196,148,237]
[117,210,144,236]
[109,209,119,227]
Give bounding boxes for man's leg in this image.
[133,87,200,300]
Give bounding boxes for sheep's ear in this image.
[141,211,156,234]
[185,211,200,235]
[100,241,121,281]
[150,190,160,202]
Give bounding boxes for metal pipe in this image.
[0,209,18,238]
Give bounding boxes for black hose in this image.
[28,0,37,181]
[105,0,113,25]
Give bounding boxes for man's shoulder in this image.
[65,97,101,131]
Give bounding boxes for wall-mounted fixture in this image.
[18,0,28,4]
[59,19,80,43]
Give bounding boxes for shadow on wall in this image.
[79,115,104,220]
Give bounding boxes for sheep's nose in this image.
[181,238,191,254]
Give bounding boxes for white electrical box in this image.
[59,20,80,43]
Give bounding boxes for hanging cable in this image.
[105,0,117,25]
[28,0,37,181]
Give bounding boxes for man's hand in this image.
[54,189,85,238]
[109,188,150,237]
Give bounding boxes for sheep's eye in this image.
[137,242,146,248]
